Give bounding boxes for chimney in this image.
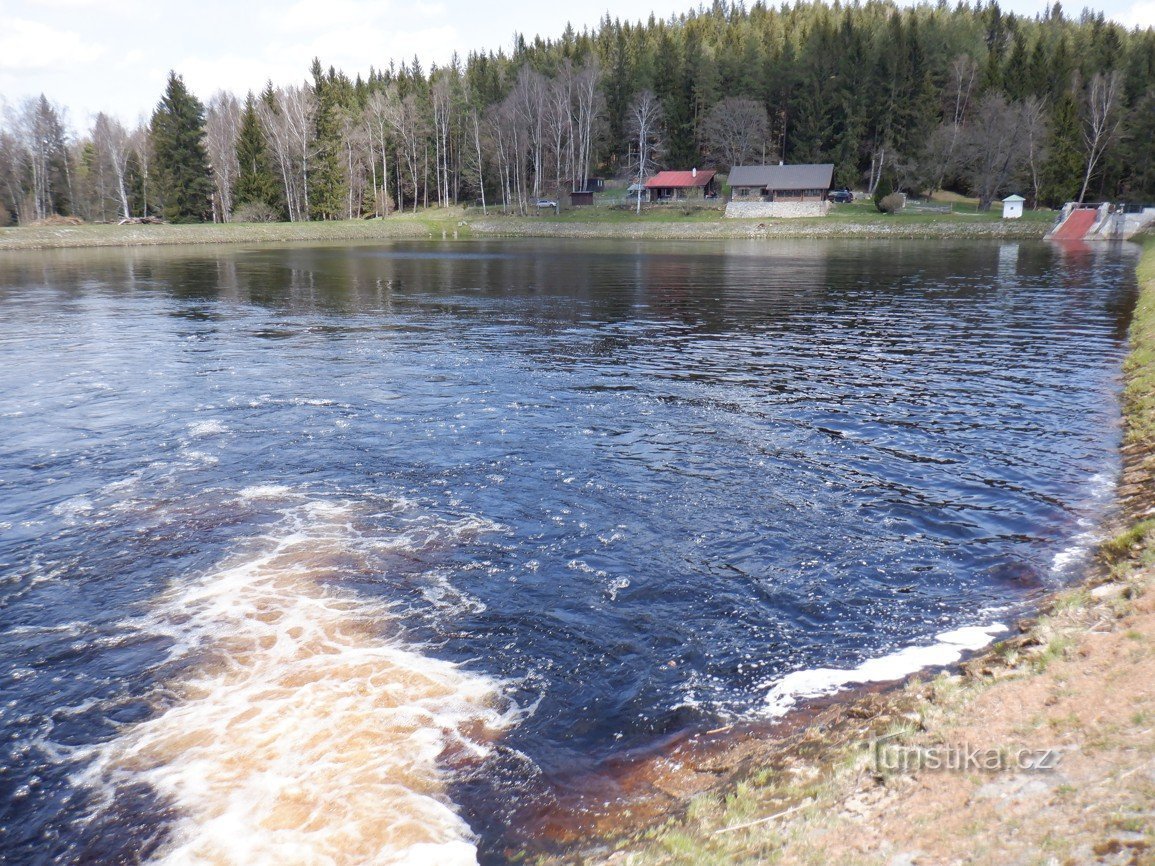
[692,167,697,178]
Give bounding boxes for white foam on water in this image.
[78,498,514,866]
[1051,530,1097,576]
[236,484,299,502]
[51,496,94,522]
[1050,470,1115,579]
[763,623,1007,717]
[188,420,228,437]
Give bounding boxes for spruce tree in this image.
[234,92,281,216]
[309,58,347,220]
[150,72,213,223]
[1039,92,1084,206]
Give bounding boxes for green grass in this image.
[1101,519,1155,563]
[4,199,1055,249]
[820,199,1055,226]
[1125,237,1155,445]
[489,197,1055,227]
[0,208,466,251]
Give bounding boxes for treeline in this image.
[1,0,1153,225]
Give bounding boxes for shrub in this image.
[878,192,905,214]
[232,201,281,223]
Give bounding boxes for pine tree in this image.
[873,172,894,211]
[234,92,281,215]
[1118,87,1155,199]
[1039,92,1083,206]
[150,71,213,223]
[309,58,347,220]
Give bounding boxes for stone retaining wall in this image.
[724,200,831,219]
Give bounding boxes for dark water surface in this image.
[0,238,1137,863]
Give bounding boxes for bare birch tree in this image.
[572,61,602,193]
[1022,96,1048,208]
[511,67,548,199]
[258,85,316,221]
[383,86,426,214]
[205,91,241,222]
[364,91,393,216]
[628,90,663,214]
[1079,71,1123,203]
[91,112,133,219]
[15,96,72,220]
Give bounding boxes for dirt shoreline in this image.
[0,212,1048,251]
[525,236,1155,866]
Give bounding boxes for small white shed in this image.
[1002,194,1026,219]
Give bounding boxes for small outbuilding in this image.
[1002,194,1025,219]
[644,169,718,202]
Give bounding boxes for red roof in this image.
[644,170,716,189]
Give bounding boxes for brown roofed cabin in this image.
[728,164,834,202]
[644,169,718,202]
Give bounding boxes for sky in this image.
[1,0,1153,130]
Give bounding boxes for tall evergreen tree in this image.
[1039,91,1083,206]
[150,72,213,223]
[309,58,347,220]
[234,92,281,215]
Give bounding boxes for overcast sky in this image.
[2,0,1152,130]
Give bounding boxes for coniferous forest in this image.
[1,0,1153,225]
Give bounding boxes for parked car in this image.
[536,199,558,208]
[828,188,854,204]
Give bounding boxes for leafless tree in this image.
[1079,71,1123,203]
[1022,96,1048,208]
[699,97,769,170]
[363,91,393,216]
[13,96,72,221]
[571,61,602,193]
[0,129,25,224]
[487,96,529,213]
[340,110,370,218]
[957,93,1032,210]
[258,85,316,221]
[382,86,427,214]
[464,108,486,215]
[431,73,456,206]
[628,90,663,214]
[946,55,978,128]
[511,67,548,199]
[205,91,241,222]
[924,54,979,192]
[545,68,572,193]
[91,112,133,220]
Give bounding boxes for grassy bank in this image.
[0,201,1052,251]
[469,200,1051,240]
[532,237,1155,865]
[0,210,467,251]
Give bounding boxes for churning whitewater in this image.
[76,490,515,865]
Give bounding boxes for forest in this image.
[1,0,1153,225]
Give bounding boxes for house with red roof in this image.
[644,168,717,202]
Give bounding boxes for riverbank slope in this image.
[0,205,1050,251]
[534,237,1155,865]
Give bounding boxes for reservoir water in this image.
[0,238,1137,863]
